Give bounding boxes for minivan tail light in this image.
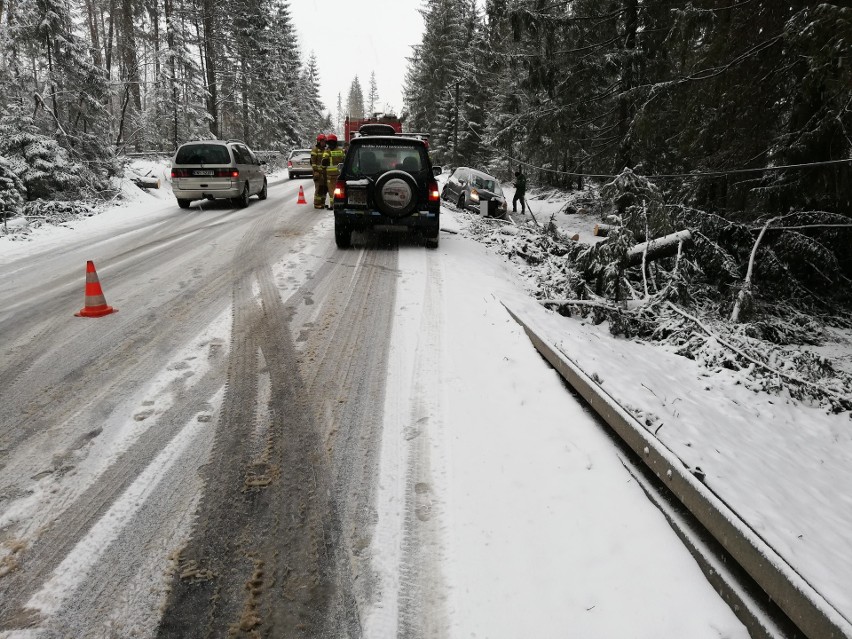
[428,180,440,202]
[334,180,346,200]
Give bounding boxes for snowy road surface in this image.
[0,180,746,637]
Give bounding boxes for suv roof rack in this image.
[358,123,396,137]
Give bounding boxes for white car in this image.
[171,140,267,209]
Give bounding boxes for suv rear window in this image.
[348,144,426,177]
[176,144,231,165]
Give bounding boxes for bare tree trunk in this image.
[730,217,775,323]
[163,0,179,149]
[105,0,115,77]
[84,0,103,67]
[241,53,249,144]
[616,0,638,171]
[200,0,219,138]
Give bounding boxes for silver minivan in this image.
[171,140,267,208]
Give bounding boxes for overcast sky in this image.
[288,0,425,123]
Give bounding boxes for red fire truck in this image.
[344,114,403,143]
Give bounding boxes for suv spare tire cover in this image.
[374,170,419,218]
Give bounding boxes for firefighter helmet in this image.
[327,133,338,143]
[316,133,327,142]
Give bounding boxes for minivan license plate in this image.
[349,190,367,205]
[194,169,214,176]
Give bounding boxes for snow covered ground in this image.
[2,172,850,636]
[442,180,852,628]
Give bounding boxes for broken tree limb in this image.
[731,217,775,323]
[594,223,615,237]
[131,175,160,189]
[540,298,621,312]
[667,302,852,406]
[623,230,692,267]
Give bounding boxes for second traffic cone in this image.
[75,260,117,318]
[297,185,307,205]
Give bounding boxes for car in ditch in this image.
[332,124,441,249]
[441,166,508,218]
[287,148,312,179]
[170,140,267,209]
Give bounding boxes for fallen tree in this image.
[623,230,693,267]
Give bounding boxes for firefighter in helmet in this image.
[311,133,328,209]
[323,134,345,209]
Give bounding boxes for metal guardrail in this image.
[502,300,852,639]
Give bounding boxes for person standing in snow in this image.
[311,133,328,209]
[323,134,345,209]
[512,168,527,214]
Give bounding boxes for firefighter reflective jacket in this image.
[323,146,345,177]
[311,145,326,180]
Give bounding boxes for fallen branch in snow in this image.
[623,230,693,267]
[130,175,160,189]
[594,223,615,237]
[666,302,852,407]
[540,298,621,312]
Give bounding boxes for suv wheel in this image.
[234,183,250,208]
[374,170,419,218]
[425,237,439,249]
[177,198,191,209]
[258,179,268,200]
[335,220,351,248]
[457,194,466,210]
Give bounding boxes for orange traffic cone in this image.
[75,260,117,318]
[297,185,307,205]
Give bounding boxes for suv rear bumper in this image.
[334,208,439,234]
[173,185,243,200]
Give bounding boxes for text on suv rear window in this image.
[348,144,425,177]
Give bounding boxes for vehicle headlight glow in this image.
[470,189,480,202]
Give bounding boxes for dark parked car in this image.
[441,167,507,218]
[332,125,441,249]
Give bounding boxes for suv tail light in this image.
[334,180,346,200]
[428,180,440,202]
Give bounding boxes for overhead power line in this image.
[497,152,852,181]
[462,122,852,181]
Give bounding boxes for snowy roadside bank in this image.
[445,199,852,626]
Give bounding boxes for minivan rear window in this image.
[176,144,231,165]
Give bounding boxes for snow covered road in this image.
[0,181,747,637]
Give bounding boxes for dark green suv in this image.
[332,126,441,249]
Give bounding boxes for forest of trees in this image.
[0,0,328,204]
[404,0,852,217]
[404,0,852,389]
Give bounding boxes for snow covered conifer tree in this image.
[347,76,365,120]
[367,71,379,117]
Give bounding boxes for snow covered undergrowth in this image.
[448,196,852,623]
